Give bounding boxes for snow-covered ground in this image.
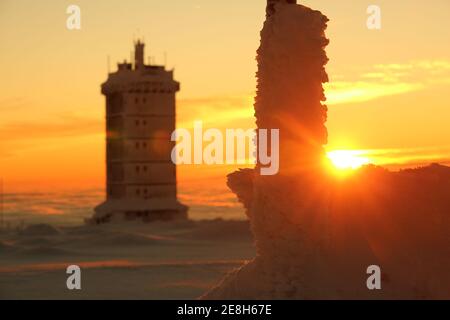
[0,219,254,299]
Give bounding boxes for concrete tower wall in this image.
[92,41,188,223]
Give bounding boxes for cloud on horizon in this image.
[326,145,450,168]
[0,114,102,142]
[325,59,450,105]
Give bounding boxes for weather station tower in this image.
[92,41,188,224]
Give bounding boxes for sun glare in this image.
[326,150,371,170]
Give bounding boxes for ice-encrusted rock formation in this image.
[202,2,450,299]
[202,2,340,299]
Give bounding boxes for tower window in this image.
[143,142,147,148]
[136,165,140,173]
[136,189,140,196]
[136,120,140,126]
[135,97,139,104]
[136,142,139,149]
[143,166,147,172]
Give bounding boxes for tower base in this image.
[88,198,188,224]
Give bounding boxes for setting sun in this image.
[327,150,371,170]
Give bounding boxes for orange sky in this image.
[0,0,449,191]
